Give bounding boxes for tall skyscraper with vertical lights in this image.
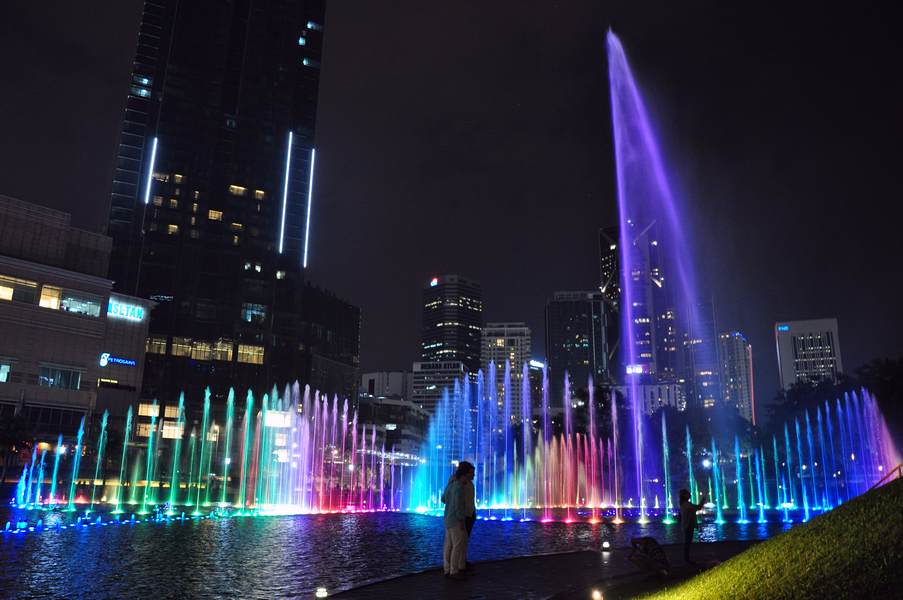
[106,0,335,406]
[421,275,483,374]
[718,331,755,423]
[545,291,610,398]
[481,322,531,417]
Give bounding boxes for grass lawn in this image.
[641,477,903,599]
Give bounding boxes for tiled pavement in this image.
[330,541,758,599]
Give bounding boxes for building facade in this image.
[544,291,610,398]
[481,322,531,416]
[410,360,466,413]
[105,1,357,410]
[718,331,755,423]
[775,318,843,390]
[683,300,721,411]
[421,275,482,374]
[361,371,411,400]
[0,196,151,439]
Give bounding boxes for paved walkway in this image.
[331,541,759,599]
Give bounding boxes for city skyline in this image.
[1,1,901,411]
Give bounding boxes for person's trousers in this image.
[465,515,476,536]
[682,526,694,562]
[443,524,468,574]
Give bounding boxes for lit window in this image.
[173,174,184,184]
[169,198,179,209]
[191,341,212,361]
[241,303,267,325]
[132,75,152,86]
[276,270,286,280]
[0,275,37,303]
[61,292,101,317]
[213,339,233,361]
[237,344,265,364]
[243,262,253,271]
[254,190,265,200]
[191,202,198,213]
[0,363,10,383]
[208,210,223,221]
[193,191,200,200]
[153,172,169,182]
[306,20,323,31]
[167,224,179,235]
[130,86,150,98]
[254,263,262,273]
[164,405,181,419]
[190,216,196,226]
[171,337,192,357]
[232,235,240,246]
[38,366,81,390]
[231,222,243,231]
[302,58,320,68]
[297,36,307,46]
[146,336,167,354]
[162,421,185,439]
[39,285,62,310]
[228,185,247,196]
[152,195,164,206]
[136,423,155,437]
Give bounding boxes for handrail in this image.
[869,463,903,491]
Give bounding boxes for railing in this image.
[868,463,903,491]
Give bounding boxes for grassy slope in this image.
[643,478,903,599]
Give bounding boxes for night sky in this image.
[2,1,901,411]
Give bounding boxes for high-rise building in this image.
[481,322,531,418]
[775,319,843,390]
[599,227,620,311]
[105,1,344,407]
[545,291,610,398]
[719,331,755,423]
[410,361,467,413]
[421,275,482,374]
[360,371,411,400]
[684,300,721,411]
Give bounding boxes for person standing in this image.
[458,462,477,568]
[441,463,470,579]
[678,488,707,565]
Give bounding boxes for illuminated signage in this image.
[430,277,439,287]
[528,359,545,369]
[107,298,145,322]
[777,324,790,332]
[626,364,645,375]
[99,353,137,367]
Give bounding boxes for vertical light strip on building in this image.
[278,130,294,254]
[142,137,159,204]
[302,148,316,268]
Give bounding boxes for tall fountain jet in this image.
[607,30,706,517]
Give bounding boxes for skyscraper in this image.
[481,322,531,417]
[106,1,334,405]
[718,331,756,423]
[684,300,721,411]
[544,291,610,397]
[775,318,843,390]
[421,275,483,374]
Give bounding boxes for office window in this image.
[129,85,150,98]
[167,224,179,235]
[171,337,192,357]
[230,222,243,231]
[153,172,169,182]
[173,174,184,184]
[164,405,182,419]
[138,402,160,417]
[0,363,10,383]
[0,275,37,303]
[169,198,179,209]
[38,366,81,390]
[254,190,265,200]
[241,303,267,325]
[162,421,184,439]
[136,423,155,437]
[192,202,198,213]
[191,341,212,361]
[276,270,286,280]
[146,336,167,354]
[60,292,101,317]
[232,235,240,246]
[152,195,164,206]
[228,185,247,197]
[39,285,62,310]
[213,339,233,361]
[237,344,264,365]
[208,210,223,221]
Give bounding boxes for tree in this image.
[0,411,32,484]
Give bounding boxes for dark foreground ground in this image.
[331,540,758,600]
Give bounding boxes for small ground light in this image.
[592,589,604,600]
[602,541,611,550]
[315,588,328,598]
